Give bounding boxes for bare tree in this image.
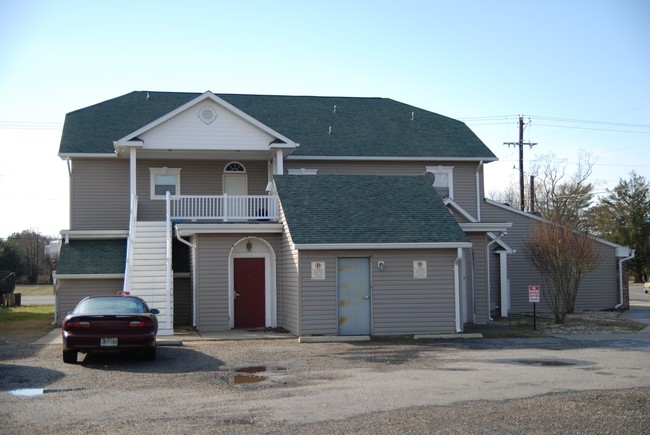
[530,151,596,229]
[525,220,600,323]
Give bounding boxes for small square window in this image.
[150,168,181,199]
[425,166,454,198]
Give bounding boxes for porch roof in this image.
[57,239,126,275]
[60,91,496,160]
[274,175,469,246]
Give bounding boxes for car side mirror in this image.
[150,308,160,315]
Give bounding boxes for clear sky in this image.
[1,0,649,238]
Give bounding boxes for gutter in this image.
[175,225,198,328]
[615,249,635,310]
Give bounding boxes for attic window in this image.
[198,105,217,124]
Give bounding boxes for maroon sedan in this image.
[62,295,159,364]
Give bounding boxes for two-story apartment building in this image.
[51,91,633,337]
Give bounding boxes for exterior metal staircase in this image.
[124,220,174,336]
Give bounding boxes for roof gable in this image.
[116,92,297,151]
[274,175,469,246]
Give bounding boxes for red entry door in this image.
[234,258,265,328]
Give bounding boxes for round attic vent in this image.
[198,105,217,124]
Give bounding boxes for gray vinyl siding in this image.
[284,160,482,219]
[55,278,124,324]
[297,251,341,336]
[482,202,620,314]
[467,234,489,323]
[70,159,130,230]
[278,206,300,334]
[194,233,280,332]
[137,159,270,221]
[297,249,458,336]
[173,275,191,326]
[372,250,457,334]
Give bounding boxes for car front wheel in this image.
[63,349,78,364]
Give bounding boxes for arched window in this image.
[224,162,246,173]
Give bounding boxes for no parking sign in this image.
[528,285,540,303]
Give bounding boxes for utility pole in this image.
[504,116,537,211]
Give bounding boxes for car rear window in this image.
[74,297,146,315]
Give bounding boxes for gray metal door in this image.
[337,258,370,335]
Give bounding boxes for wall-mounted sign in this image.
[413,260,427,279]
[311,261,325,280]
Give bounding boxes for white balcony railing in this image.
[168,194,279,222]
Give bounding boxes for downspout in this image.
[454,247,463,333]
[175,226,197,327]
[486,232,506,322]
[615,249,635,310]
[475,161,483,222]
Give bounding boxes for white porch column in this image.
[129,147,137,198]
[499,251,509,317]
[274,149,284,175]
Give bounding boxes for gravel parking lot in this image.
[1,331,650,434]
[2,284,649,434]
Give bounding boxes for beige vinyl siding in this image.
[372,250,457,334]
[194,233,280,332]
[70,159,130,230]
[137,159,270,221]
[55,278,124,324]
[284,160,482,219]
[173,275,191,326]
[278,206,300,334]
[482,202,620,314]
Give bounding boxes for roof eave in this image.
[285,156,498,162]
[293,242,473,250]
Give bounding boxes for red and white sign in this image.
[528,285,540,303]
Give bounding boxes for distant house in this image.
[50,91,633,337]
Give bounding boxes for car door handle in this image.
[363,296,369,300]
[235,293,241,298]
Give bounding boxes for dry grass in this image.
[493,311,646,335]
[15,285,54,296]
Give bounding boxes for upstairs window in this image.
[425,166,454,198]
[150,167,181,199]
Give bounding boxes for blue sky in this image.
[1,0,649,237]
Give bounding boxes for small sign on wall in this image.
[413,260,427,279]
[311,261,326,280]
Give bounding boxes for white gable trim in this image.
[114,91,298,149]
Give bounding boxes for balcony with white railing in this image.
[167,193,279,222]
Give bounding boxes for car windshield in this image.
[74,297,147,315]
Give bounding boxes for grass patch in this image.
[15,285,54,296]
[0,305,55,334]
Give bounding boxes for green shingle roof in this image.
[57,239,126,274]
[274,175,469,245]
[59,91,496,159]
